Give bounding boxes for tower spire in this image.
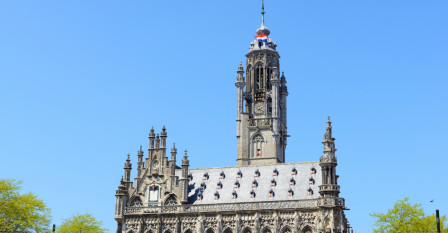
[261,0,265,27]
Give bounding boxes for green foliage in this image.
[57,213,108,233]
[370,197,447,233]
[0,179,51,233]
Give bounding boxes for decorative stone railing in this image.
[318,184,340,192]
[125,199,319,215]
[318,198,345,208]
[248,118,272,128]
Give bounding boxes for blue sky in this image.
[0,0,447,232]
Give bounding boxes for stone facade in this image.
[115,4,352,233]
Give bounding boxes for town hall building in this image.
[115,3,352,233]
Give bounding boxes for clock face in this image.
[254,102,265,114]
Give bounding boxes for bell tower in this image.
[236,1,288,166]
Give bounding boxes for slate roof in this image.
[176,161,321,205]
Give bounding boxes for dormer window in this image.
[232,190,238,199]
[200,182,206,191]
[255,169,260,178]
[290,178,296,186]
[214,191,220,200]
[271,179,277,187]
[288,188,294,197]
[203,172,209,180]
[198,192,203,200]
[220,171,225,180]
[269,189,275,198]
[307,188,314,196]
[250,190,256,198]
[273,168,279,176]
[234,180,240,189]
[188,173,193,181]
[311,168,316,175]
[237,170,242,178]
[217,181,223,190]
[309,178,315,185]
[291,168,297,176]
[252,180,258,188]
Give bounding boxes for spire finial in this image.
[261,0,265,27]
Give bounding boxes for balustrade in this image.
[125,199,319,215]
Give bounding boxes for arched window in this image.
[281,227,293,233]
[266,66,272,91]
[252,134,264,158]
[262,228,272,233]
[246,65,252,91]
[254,63,264,90]
[302,226,313,233]
[205,229,214,233]
[223,228,233,233]
[164,195,177,206]
[242,227,252,233]
[148,185,159,205]
[130,198,142,207]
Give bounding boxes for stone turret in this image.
[319,117,340,197]
[114,177,128,233]
[169,144,177,192]
[123,154,132,189]
[149,126,155,149]
[179,150,190,203]
[137,146,144,175]
[160,125,167,148]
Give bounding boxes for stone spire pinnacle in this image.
[322,116,336,158]
[171,143,177,153]
[182,149,189,166]
[236,62,245,84]
[261,0,265,27]
[256,0,270,36]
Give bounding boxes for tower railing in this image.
[248,118,272,128]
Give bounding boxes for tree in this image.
[57,213,108,233]
[0,179,51,233]
[370,197,447,233]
